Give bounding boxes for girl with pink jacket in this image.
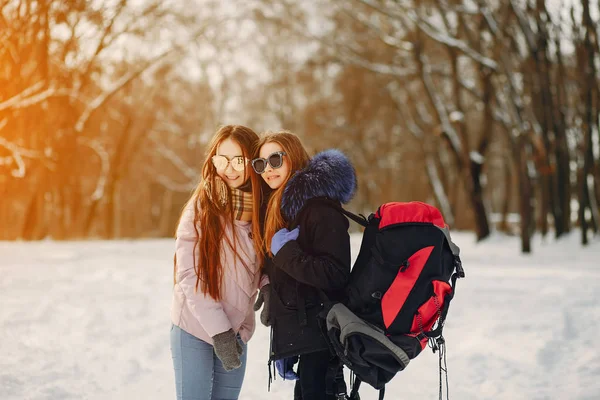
[170,125,267,400]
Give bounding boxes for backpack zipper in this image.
[372,260,409,302]
[399,260,410,272]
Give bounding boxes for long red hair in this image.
[255,131,310,256]
[174,125,264,301]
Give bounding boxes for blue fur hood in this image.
[281,149,357,221]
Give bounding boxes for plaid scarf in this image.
[206,177,253,221]
[231,188,253,222]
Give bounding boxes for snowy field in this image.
[1,231,599,400]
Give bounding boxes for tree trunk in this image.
[578,161,590,245]
[553,32,572,236]
[539,176,550,236]
[21,190,41,240]
[499,154,513,233]
[470,69,494,241]
[518,139,534,253]
[580,0,597,244]
[159,189,174,236]
[470,160,491,240]
[426,155,455,226]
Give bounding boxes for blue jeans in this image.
[170,324,247,400]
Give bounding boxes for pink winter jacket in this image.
[171,203,266,344]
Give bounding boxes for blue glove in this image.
[275,356,299,380]
[271,227,300,255]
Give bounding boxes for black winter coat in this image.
[266,149,357,360]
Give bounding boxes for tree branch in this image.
[0,118,43,178]
[418,52,463,157]
[144,166,197,192]
[74,17,233,133]
[77,137,110,201]
[407,9,498,70]
[0,81,43,111]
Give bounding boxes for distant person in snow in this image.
[170,125,268,400]
[251,131,356,400]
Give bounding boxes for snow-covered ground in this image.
[1,231,599,400]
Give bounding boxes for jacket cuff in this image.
[204,313,233,338]
[239,307,256,343]
[259,273,270,289]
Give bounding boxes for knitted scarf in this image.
[209,177,253,222]
[232,187,253,222]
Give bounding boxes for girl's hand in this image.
[271,227,300,255]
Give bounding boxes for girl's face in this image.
[214,138,247,189]
[258,142,290,190]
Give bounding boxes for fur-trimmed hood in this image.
[281,149,357,222]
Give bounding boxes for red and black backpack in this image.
[321,201,465,400]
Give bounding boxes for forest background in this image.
[2,0,600,253]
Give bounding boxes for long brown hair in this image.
[255,131,310,256]
[174,125,264,301]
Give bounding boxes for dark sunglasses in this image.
[251,151,287,174]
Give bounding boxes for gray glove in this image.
[212,329,243,371]
[253,284,272,327]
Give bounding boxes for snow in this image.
[469,151,485,165]
[449,111,464,123]
[1,232,599,400]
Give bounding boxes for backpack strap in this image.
[425,223,465,338]
[349,378,361,400]
[349,378,385,400]
[337,207,369,228]
[325,358,348,400]
[425,256,464,338]
[295,197,369,228]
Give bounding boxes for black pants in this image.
[293,350,345,400]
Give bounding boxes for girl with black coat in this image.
[251,131,357,400]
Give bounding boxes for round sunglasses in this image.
[211,155,248,172]
[251,151,287,174]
